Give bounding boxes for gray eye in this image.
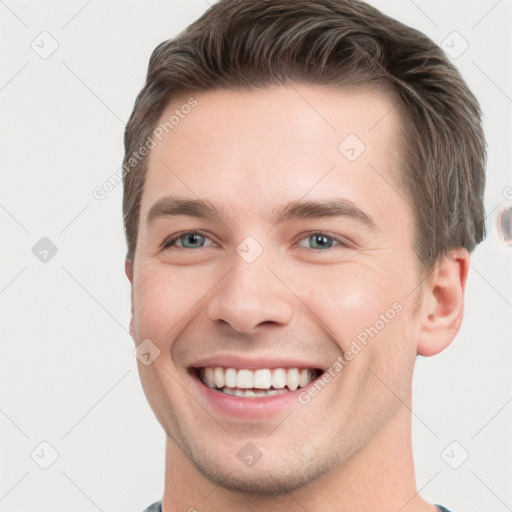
[181,233,206,248]
[498,207,512,245]
[311,234,333,249]
[298,234,335,249]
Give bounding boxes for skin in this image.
[125,85,469,511]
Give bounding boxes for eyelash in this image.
[297,231,350,250]
[161,230,350,251]
[162,230,211,249]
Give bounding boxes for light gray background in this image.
[1,1,511,511]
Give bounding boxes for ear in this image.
[416,248,470,357]
[125,258,134,284]
[125,258,135,339]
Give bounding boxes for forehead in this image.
[151,85,400,159]
[142,85,406,224]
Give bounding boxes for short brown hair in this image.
[122,0,486,269]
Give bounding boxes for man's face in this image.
[128,85,423,494]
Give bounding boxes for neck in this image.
[161,405,436,512]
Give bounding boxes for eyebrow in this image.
[146,196,379,233]
[272,198,379,233]
[147,197,222,224]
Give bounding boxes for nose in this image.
[206,256,295,333]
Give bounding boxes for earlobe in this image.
[416,248,470,357]
[125,258,135,339]
[125,258,133,284]
[129,316,135,340]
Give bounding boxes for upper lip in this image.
[189,355,326,371]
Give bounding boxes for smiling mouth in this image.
[195,367,323,397]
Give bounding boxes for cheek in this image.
[132,264,208,342]
[297,264,404,350]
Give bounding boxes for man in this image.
[122,1,486,510]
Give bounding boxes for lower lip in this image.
[190,370,318,420]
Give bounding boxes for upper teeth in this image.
[199,367,317,391]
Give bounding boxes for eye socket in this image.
[296,232,349,250]
[161,231,349,252]
[162,231,214,250]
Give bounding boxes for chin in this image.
[183,440,333,497]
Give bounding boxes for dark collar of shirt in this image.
[142,502,454,511]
